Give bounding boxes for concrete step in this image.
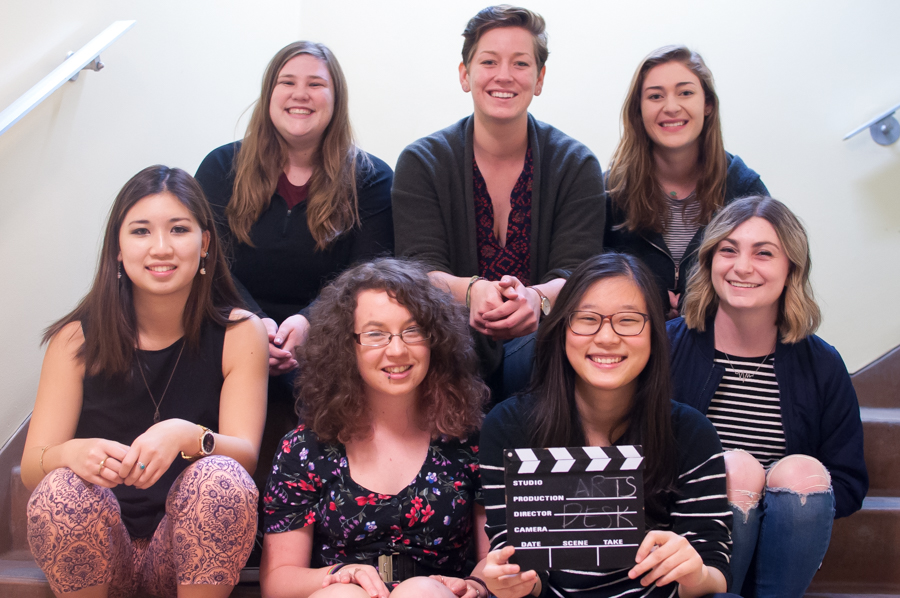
[862,408,900,496]
[809,496,900,592]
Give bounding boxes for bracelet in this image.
[39,445,53,475]
[464,576,489,598]
[465,275,484,310]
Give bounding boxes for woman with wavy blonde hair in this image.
[195,41,393,406]
[668,196,867,597]
[605,45,767,317]
[260,258,491,598]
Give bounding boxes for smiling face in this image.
[268,53,335,150]
[711,217,791,316]
[565,277,652,407]
[459,26,545,126]
[640,60,710,153]
[354,289,431,404]
[118,192,209,300]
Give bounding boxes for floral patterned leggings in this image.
[27,455,258,598]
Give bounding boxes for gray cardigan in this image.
[393,114,605,375]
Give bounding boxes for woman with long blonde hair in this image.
[605,46,767,318]
[195,41,393,407]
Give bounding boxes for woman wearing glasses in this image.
[479,254,731,598]
[260,259,492,598]
[668,196,867,597]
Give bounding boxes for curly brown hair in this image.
[296,258,488,443]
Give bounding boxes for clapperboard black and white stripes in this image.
[504,446,645,571]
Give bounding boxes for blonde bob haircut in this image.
[229,41,367,250]
[682,196,821,343]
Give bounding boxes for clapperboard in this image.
[504,445,645,571]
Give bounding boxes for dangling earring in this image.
[199,251,208,276]
[117,262,122,279]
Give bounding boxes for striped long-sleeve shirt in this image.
[481,397,732,598]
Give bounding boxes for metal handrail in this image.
[0,20,136,137]
[843,100,900,146]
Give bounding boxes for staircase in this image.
[806,346,900,597]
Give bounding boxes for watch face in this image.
[541,296,551,315]
[201,430,215,455]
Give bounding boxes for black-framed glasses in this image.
[567,311,650,337]
[353,327,431,347]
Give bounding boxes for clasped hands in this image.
[469,276,541,341]
[68,419,199,490]
[320,565,483,598]
[262,314,310,375]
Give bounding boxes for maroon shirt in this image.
[473,145,533,285]
[276,173,309,210]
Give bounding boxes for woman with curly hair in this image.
[260,258,491,598]
[605,45,767,318]
[668,196,867,596]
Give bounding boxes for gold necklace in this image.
[137,340,186,423]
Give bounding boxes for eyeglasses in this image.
[567,311,649,337]
[353,327,431,347]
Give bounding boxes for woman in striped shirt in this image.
[480,253,731,598]
[668,196,867,597]
[604,46,767,319]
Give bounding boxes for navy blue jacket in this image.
[667,317,867,519]
[605,154,767,308]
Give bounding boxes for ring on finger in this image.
[138,462,146,470]
[99,457,108,476]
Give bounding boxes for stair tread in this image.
[860,407,900,423]
[861,496,900,510]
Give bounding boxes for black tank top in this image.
[75,320,226,537]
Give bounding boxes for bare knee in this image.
[309,584,372,598]
[724,450,765,512]
[391,576,457,598]
[767,454,831,494]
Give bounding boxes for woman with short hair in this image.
[260,258,491,598]
[669,195,868,596]
[393,5,605,399]
[22,165,268,597]
[605,45,768,317]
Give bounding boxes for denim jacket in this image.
[667,317,868,518]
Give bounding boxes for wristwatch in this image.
[531,287,551,318]
[181,425,215,460]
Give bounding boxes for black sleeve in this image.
[350,153,395,263]
[195,142,266,318]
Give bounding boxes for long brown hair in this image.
[607,45,726,234]
[683,195,821,343]
[526,253,676,520]
[297,258,488,443]
[229,41,367,250]
[43,166,244,377]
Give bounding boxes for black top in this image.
[263,423,482,576]
[76,320,225,537]
[604,153,767,308]
[195,142,394,325]
[480,396,732,597]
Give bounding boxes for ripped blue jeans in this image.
[730,471,834,597]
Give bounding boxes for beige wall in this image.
[302,0,900,372]
[0,0,301,444]
[2,1,898,445]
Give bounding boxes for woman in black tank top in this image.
[20,166,269,597]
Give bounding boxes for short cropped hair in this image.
[683,196,821,343]
[461,5,549,71]
[296,258,488,443]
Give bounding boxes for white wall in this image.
[2,1,898,446]
[0,0,301,445]
[301,0,900,373]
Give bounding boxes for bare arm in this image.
[21,322,129,491]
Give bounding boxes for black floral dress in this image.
[264,423,482,575]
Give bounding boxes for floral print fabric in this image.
[264,424,481,574]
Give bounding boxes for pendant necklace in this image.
[137,340,186,423]
[723,346,774,383]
